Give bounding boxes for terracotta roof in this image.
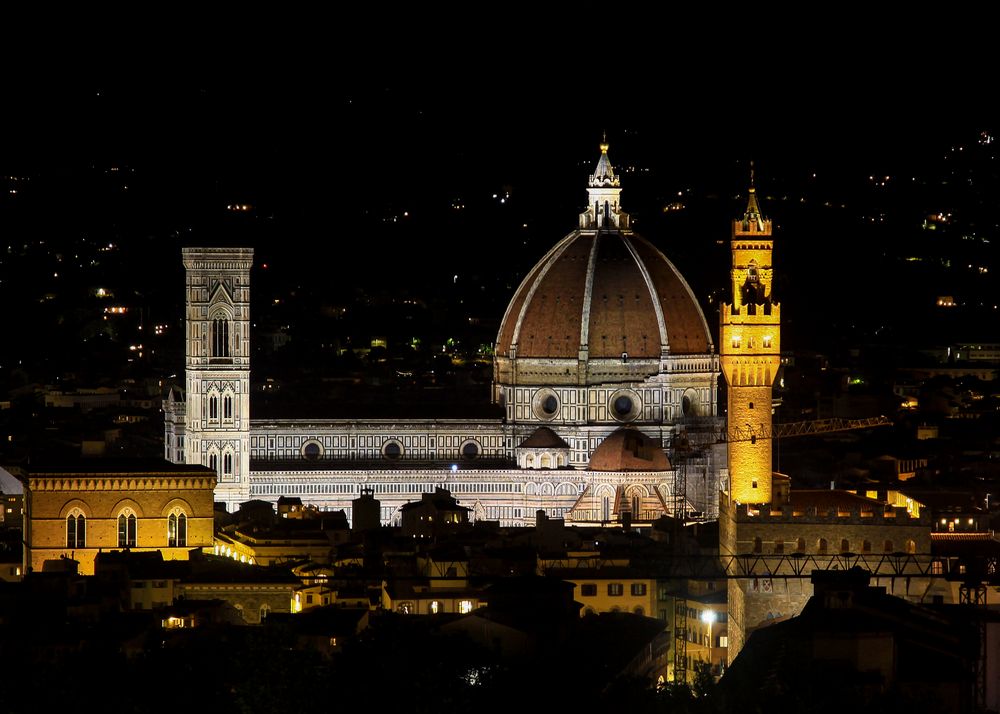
[788,489,887,512]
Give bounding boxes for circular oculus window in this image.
[382,440,403,459]
[609,390,640,422]
[531,389,561,420]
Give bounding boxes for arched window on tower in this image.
[209,452,218,474]
[209,394,219,421]
[212,317,231,358]
[223,394,233,420]
[223,452,233,477]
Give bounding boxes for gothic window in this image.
[223,394,233,420]
[212,317,230,358]
[66,512,86,549]
[223,452,233,476]
[209,395,218,420]
[118,510,137,548]
[168,512,187,547]
[208,453,218,474]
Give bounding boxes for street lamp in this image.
[700,609,717,676]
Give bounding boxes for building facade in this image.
[164,143,725,525]
[18,460,216,575]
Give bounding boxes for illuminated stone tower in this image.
[182,247,254,509]
[720,179,780,504]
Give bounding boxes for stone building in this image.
[163,142,725,526]
[718,192,936,662]
[16,459,216,575]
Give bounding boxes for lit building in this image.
[718,193,935,663]
[16,459,216,575]
[164,143,725,526]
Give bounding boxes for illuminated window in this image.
[212,317,230,358]
[168,512,187,547]
[630,583,647,596]
[459,600,474,614]
[581,584,597,596]
[906,540,916,554]
[608,583,624,596]
[430,600,441,614]
[66,512,86,549]
[931,560,943,575]
[763,336,772,349]
[118,511,137,548]
[731,335,741,349]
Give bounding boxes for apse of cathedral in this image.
[164,143,727,525]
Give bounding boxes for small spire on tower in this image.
[742,161,765,232]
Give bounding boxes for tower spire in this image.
[741,163,766,233]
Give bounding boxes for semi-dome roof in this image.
[495,142,712,363]
[588,427,671,472]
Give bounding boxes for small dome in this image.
[588,428,671,472]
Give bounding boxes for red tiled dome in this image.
[496,230,712,360]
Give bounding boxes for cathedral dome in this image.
[494,143,713,387]
[495,229,712,361]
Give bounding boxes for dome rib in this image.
[621,234,669,356]
[577,232,602,355]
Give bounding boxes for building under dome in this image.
[163,142,726,526]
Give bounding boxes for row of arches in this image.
[524,481,580,496]
[729,363,772,387]
[749,536,918,555]
[64,508,188,549]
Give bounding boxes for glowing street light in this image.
[701,609,717,676]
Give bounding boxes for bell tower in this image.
[181,247,254,510]
[720,177,780,504]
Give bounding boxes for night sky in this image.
[2,31,997,386]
